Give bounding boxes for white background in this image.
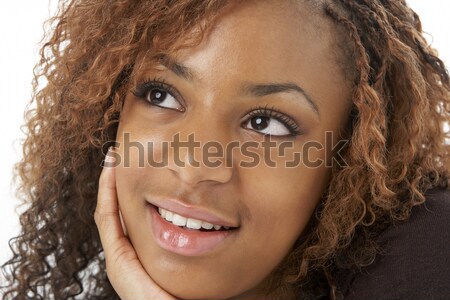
[0,1,449,268]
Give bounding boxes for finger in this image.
[95,147,176,300]
[95,147,127,257]
[119,209,128,236]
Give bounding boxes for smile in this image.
[157,206,232,231]
[147,204,239,257]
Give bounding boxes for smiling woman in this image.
[1,0,449,300]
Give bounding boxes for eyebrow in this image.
[159,54,195,81]
[158,55,320,118]
[242,83,319,117]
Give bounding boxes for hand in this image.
[95,147,177,300]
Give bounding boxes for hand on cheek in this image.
[94,147,176,300]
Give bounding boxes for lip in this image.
[145,197,239,228]
[148,203,238,256]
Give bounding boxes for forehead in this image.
[132,0,351,107]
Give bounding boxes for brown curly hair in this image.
[1,0,449,299]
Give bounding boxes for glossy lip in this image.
[145,197,239,228]
[148,203,238,256]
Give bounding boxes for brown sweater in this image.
[333,186,450,300]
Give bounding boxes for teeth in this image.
[201,222,214,230]
[186,218,202,229]
[165,210,173,222]
[158,207,166,218]
[171,214,187,226]
[158,207,230,231]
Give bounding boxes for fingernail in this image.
[104,146,115,166]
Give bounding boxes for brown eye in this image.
[242,105,303,137]
[251,116,269,131]
[148,89,167,105]
[145,88,182,110]
[146,88,182,110]
[244,116,291,136]
[132,80,184,112]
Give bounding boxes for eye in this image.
[131,78,184,112]
[146,88,180,110]
[242,105,303,137]
[245,116,290,136]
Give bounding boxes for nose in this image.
[166,131,233,186]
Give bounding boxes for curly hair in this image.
[1,0,449,299]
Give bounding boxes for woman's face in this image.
[115,1,352,299]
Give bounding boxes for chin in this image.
[159,280,238,300]
[147,263,245,300]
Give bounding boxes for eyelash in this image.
[243,104,303,137]
[130,76,181,107]
[130,78,303,137]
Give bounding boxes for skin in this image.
[96,0,353,299]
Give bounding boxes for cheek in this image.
[239,138,330,235]
[234,163,329,281]
[241,163,327,240]
[114,165,147,237]
[114,119,168,204]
